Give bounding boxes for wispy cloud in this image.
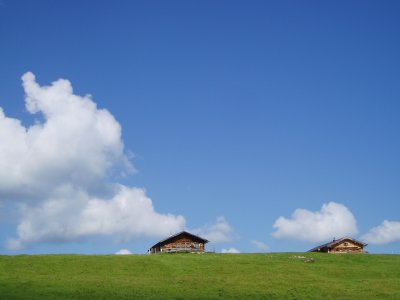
[192,216,233,243]
[221,247,240,253]
[272,202,358,243]
[251,240,269,252]
[361,220,400,245]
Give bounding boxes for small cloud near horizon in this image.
[221,247,240,254]
[115,249,132,255]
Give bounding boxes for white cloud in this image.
[272,202,358,243]
[251,240,269,251]
[6,186,185,249]
[361,220,400,245]
[2,72,185,250]
[221,247,240,254]
[0,72,131,200]
[192,216,233,243]
[115,249,132,255]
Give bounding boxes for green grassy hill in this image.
[0,253,399,299]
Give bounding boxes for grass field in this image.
[0,253,399,299]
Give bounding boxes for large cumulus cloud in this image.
[0,72,128,199]
[1,72,185,249]
[272,202,358,243]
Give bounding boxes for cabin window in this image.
[344,242,348,246]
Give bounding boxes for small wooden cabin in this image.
[308,237,367,253]
[149,231,209,254]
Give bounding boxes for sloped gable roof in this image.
[150,231,209,249]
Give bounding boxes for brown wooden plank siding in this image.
[149,231,208,254]
[161,236,205,253]
[330,240,365,253]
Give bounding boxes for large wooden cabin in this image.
[149,231,209,254]
[308,237,367,253]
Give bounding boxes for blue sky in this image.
[0,1,400,254]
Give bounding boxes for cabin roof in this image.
[150,231,209,249]
[308,237,367,252]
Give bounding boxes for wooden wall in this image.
[331,241,364,253]
[161,236,205,253]
[150,235,206,254]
